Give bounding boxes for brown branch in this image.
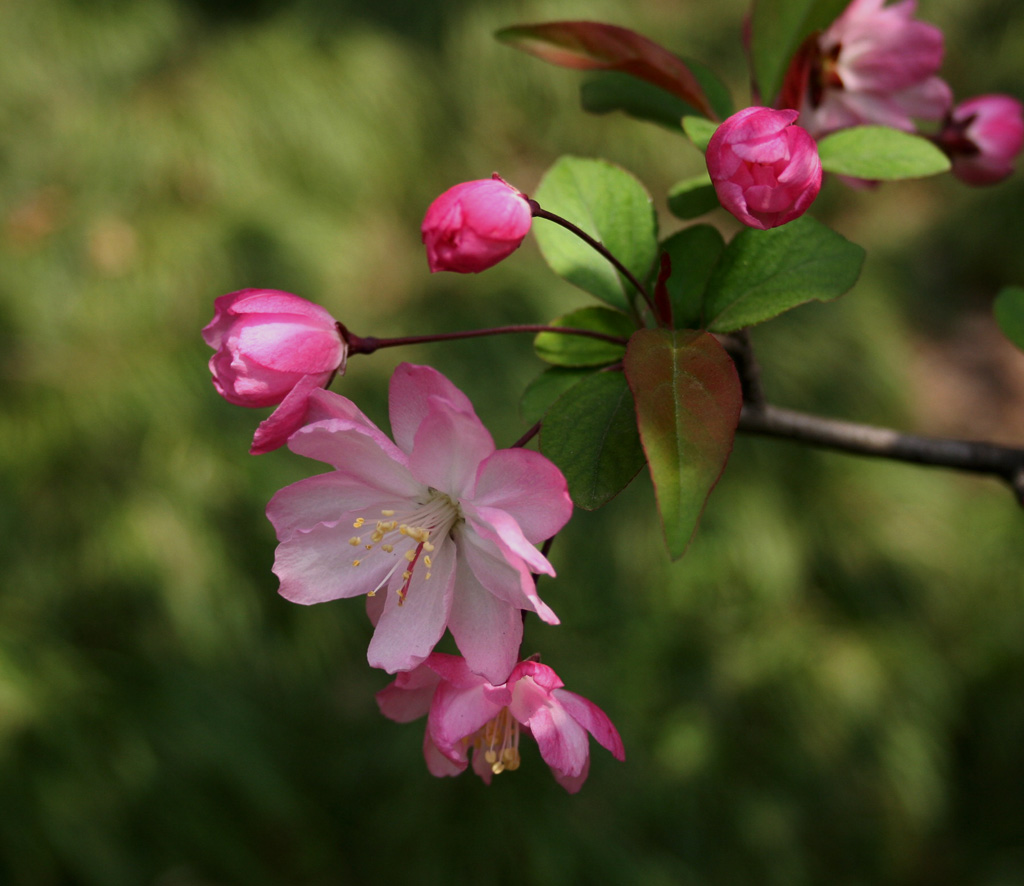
[738,404,1024,506]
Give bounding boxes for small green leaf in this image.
[667,174,719,220]
[750,0,849,104]
[520,367,595,426]
[532,156,658,311]
[540,371,646,510]
[683,116,717,152]
[624,329,742,559]
[703,216,864,332]
[687,57,734,121]
[818,126,952,179]
[994,285,1024,352]
[533,306,634,367]
[659,225,725,329]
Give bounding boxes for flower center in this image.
[347,488,461,605]
[477,707,521,776]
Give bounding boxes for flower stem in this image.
[342,323,629,356]
[528,201,655,314]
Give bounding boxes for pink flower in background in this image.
[202,289,347,454]
[795,0,951,137]
[267,363,572,684]
[706,107,822,230]
[376,653,625,793]
[421,174,532,273]
[937,95,1024,186]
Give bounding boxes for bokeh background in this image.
[2,0,1024,883]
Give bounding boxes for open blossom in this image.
[421,174,532,273]
[937,95,1024,186]
[793,0,951,138]
[267,363,572,684]
[376,653,625,793]
[706,107,822,230]
[202,289,347,455]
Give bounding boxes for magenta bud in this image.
[706,107,823,230]
[940,95,1024,186]
[202,289,347,454]
[421,174,532,273]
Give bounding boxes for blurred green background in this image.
[2,0,1024,883]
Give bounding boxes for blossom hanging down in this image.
[421,174,533,273]
[202,289,348,454]
[376,653,625,793]
[787,0,951,138]
[267,363,573,684]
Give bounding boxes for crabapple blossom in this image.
[376,653,625,793]
[706,107,822,230]
[202,289,347,455]
[794,0,951,138]
[421,174,532,273]
[266,363,572,684]
[937,95,1024,186]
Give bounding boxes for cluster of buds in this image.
[703,0,1022,229]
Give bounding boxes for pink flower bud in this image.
[706,107,822,230]
[421,174,532,273]
[202,289,347,454]
[938,95,1024,186]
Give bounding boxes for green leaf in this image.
[667,173,719,220]
[688,57,734,121]
[750,0,849,104]
[520,367,595,426]
[540,371,646,510]
[581,72,692,131]
[682,116,717,152]
[994,285,1024,352]
[659,225,725,329]
[533,306,634,367]
[703,216,864,332]
[495,21,716,118]
[623,329,742,559]
[532,156,658,311]
[818,126,952,179]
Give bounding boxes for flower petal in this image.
[267,473,405,541]
[366,536,457,673]
[375,665,441,723]
[409,397,494,498]
[424,731,466,777]
[389,363,477,455]
[250,373,332,455]
[273,520,396,604]
[463,503,555,577]
[288,417,411,473]
[517,692,591,779]
[455,526,559,625]
[552,688,626,760]
[447,551,522,684]
[428,679,503,754]
[470,449,573,544]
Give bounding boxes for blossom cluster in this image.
[202,0,1020,795]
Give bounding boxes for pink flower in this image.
[421,174,532,273]
[202,289,347,455]
[706,107,822,230]
[937,95,1024,186]
[266,363,572,684]
[376,653,625,793]
[794,0,951,138]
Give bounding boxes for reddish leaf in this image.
[497,21,717,120]
[623,329,742,559]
